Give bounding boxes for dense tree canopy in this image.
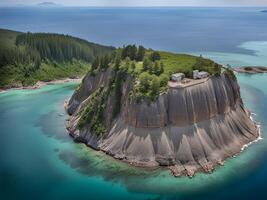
[121,45,146,61]
[0,29,114,88]
[15,32,114,64]
[0,31,114,69]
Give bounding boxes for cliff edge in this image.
[65,49,259,177]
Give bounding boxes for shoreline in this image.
[64,73,261,178]
[0,78,82,93]
[66,109,261,178]
[240,112,262,151]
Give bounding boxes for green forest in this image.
[0,29,114,88]
[0,28,222,96]
[91,45,222,101]
[77,45,224,134]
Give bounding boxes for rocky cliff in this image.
[66,70,259,177]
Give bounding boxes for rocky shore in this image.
[65,69,259,177]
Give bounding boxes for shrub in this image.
[150,76,160,98]
[149,51,161,62]
[159,74,169,87]
[139,72,151,93]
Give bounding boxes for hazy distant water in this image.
[1,7,267,54]
[1,7,267,200]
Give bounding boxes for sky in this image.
[1,0,267,7]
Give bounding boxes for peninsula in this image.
[65,45,259,177]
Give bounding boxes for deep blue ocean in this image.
[1,7,267,54]
[1,7,267,200]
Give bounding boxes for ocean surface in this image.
[1,7,267,54]
[1,7,267,200]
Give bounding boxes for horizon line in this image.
[1,5,267,8]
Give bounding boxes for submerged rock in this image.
[66,70,259,177]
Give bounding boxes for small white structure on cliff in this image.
[171,73,185,82]
[193,70,209,79]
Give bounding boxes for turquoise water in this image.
[1,6,267,200]
[0,84,155,200]
[1,47,267,199]
[196,41,267,66]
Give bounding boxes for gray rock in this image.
[66,73,259,177]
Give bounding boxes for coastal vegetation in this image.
[0,29,236,140]
[0,28,114,88]
[66,45,256,178]
[86,45,222,102]
[75,45,228,133]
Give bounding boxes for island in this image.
[234,66,267,74]
[65,45,259,177]
[0,28,114,89]
[37,2,61,7]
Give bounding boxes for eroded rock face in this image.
[67,68,113,115]
[122,75,240,128]
[66,73,259,177]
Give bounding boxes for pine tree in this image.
[150,51,161,62]
[142,58,150,71]
[131,62,136,72]
[114,56,121,72]
[129,45,137,60]
[91,56,100,70]
[136,45,145,61]
[124,57,130,71]
[160,62,164,74]
[139,72,151,93]
[154,62,160,75]
[150,76,160,97]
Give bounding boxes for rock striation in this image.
[66,70,259,177]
